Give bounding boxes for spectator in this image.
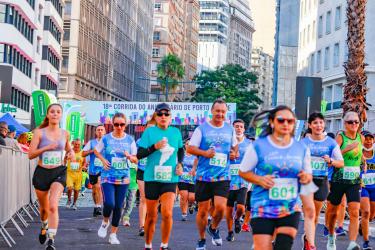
[0,121,8,146]
[7,125,16,139]
[4,125,21,151]
[17,133,30,153]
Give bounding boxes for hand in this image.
[66,150,75,162]
[298,171,312,184]
[205,148,216,158]
[124,151,130,158]
[363,162,368,173]
[229,150,236,160]
[322,155,331,164]
[189,169,196,176]
[258,175,275,189]
[175,163,183,176]
[345,142,359,152]
[154,139,167,150]
[102,158,110,170]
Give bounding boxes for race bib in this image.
[311,156,327,172]
[230,164,240,176]
[181,172,193,182]
[343,166,360,180]
[70,162,80,171]
[155,165,172,181]
[139,158,147,165]
[129,161,137,169]
[269,178,298,200]
[94,157,103,167]
[209,153,227,167]
[111,157,128,170]
[42,151,63,166]
[363,173,375,186]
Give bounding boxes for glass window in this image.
[0,44,4,63]
[152,48,159,57]
[154,3,161,11]
[335,6,341,29]
[333,43,340,67]
[324,46,330,70]
[318,15,323,37]
[153,31,160,41]
[0,4,6,23]
[326,11,331,34]
[317,50,321,72]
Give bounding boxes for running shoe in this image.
[323,226,329,237]
[196,239,206,250]
[181,214,187,221]
[226,231,234,242]
[66,200,71,208]
[363,241,372,250]
[234,219,241,234]
[96,207,102,216]
[326,234,336,250]
[302,234,316,250]
[93,207,98,217]
[139,227,145,236]
[39,227,47,244]
[160,247,170,250]
[241,223,250,232]
[335,226,347,236]
[71,204,78,210]
[206,226,222,246]
[109,233,120,244]
[123,217,130,227]
[144,248,152,250]
[98,221,109,238]
[347,241,360,250]
[45,239,56,250]
[189,205,195,214]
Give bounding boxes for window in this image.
[318,15,323,37]
[152,48,160,57]
[312,21,316,39]
[154,3,161,11]
[320,0,324,4]
[44,16,61,42]
[34,68,39,85]
[333,43,340,67]
[335,6,341,29]
[310,53,315,74]
[42,46,60,70]
[1,5,34,43]
[317,50,321,72]
[11,87,30,111]
[324,46,330,70]
[0,44,4,63]
[46,0,62,17]
[1,44,32,77]
[64,2,72,15]
[0,4,6,23]
[62,55,68,68]
[326,11,331,34]
[153,31,160,41]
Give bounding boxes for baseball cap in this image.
[155,103,171,112]
[361,130,374,138]
[8,125,16,133]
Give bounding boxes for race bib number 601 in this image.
[269,178,298,200]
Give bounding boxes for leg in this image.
[137,180,147,228]
[337,195,346,228]
[73,189,79,204]
[313,200,324,225]
[226,206,234,232]
[144,199,159,245]
[347,201,360,242]
[274,227,298,250]
[211,196,227,230]
[300,193,315,246]
[253,235,273,250]
[160,192,176,245]
[179,189,188,215]
[188,192,195,204]
[196,200,210,239]
[47,182,64,236]
[235,204,245,219]
[67,188,72,203]
[101,183,115,224]
[326,202,339,234]
[110,184,128,234]
[360,197,370,241]
[35,189,49,222]
[370,201,375,220]
[123,189,137,219]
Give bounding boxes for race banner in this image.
[59,101,237,127]
[32,90,57,127]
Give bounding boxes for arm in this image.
[93,139,110,169]
[125,140,138,164]
[28,129,53,160]
[186,127,214,158]
[190,157,198,176]
[81,141,92,157]
[137,145,157,159]
[324,145,344,168]
[175,147,184,176]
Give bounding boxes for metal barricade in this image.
[0,146,38,247]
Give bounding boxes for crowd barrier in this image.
[0,146,39,248]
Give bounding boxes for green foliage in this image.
[156,53,185,92]
[192,64,262,124]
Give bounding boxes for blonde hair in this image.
[39,103,63,129]
[343,111,359,121]
[17,133,28,144]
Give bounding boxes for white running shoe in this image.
[98,221,109,238]
[327,234,336,250]
[123,217,130,227]
[109,233,120,244]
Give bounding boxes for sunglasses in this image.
[156,112,170,117]
[113,123,126,127]
[275,117,295,125]
[345,120,359,125]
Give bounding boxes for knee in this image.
[161,210,173,221]
[49,205,58,214]
[349,208,360,219]
[104,201,115,210]
[215,205,225,215]
[362,209,370,219]
[304,206,315,220]
[40,207,48,215]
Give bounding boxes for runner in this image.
[301,112,344,250]
[241,183,252,232]
[137,103,184,250]
[359,130,375,250]
[226,119,251,242]
[82,125,106,217]
[29,103,75,250]
[136,115,156,236]
[178,139,197,221]
[122,160,138,226]
[94,113,138,244]
[326,111,364,250]
[239,105,312,250]
[187,99,238,250]
[65,139,86,210]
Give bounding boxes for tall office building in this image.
[0,0,64,125]
[59,0,153,102]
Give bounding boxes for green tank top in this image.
[331,132,362,184]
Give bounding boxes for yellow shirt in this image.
[67,151,84,173]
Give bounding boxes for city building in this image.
[251,47,274,110]
[0,0,64,125]
[297,0,375,132]
[227,0,254,71]
[197,0,230,72]
[59,0,153,102]
[273,0,300,108]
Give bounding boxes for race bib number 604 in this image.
[269,178,298,200]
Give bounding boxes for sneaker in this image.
[139,227,145,236]
[160,247,170,250]
[327,234,336,250]
[226,231,234,242]
[108,233,120,244]
[66,200,71,208]
[323,226,329,237]
[234,219,241,234]
[45,239,56,250]
[302,234,316,250]
[241,223,250,232]
[144,248,152,250]
[189,205,195,214]
[206,226,222,246]
[363,241,372,250]
[93,207,98,217]
[196,239,206,250]
[335,226,347,236]
[98,221,109,238]
[347,241,361,250]
[195,203,199,212]
[96,207,102,216]
[39,227,48,244]
[71,204,78,210]
[182,214,187,221]
[123,217,130,227]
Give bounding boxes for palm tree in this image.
[156,53,185,101]
[342,0,369,125]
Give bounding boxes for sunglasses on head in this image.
[346,120,359,125]
[113,123,126,127]
[156,112,170,117]
[275,117,295,125]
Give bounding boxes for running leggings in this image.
[101,183,128,227]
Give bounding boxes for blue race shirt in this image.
[88,139,102,175]
[179,154,196,184]
[362,150,375,188]
[229,137,251,190]
[136,139,147,171]
[302,137,338,177]
[195,122,235,182]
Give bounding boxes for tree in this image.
[156,53,185,101]
[191,64,262,124]
[342,0,369,125]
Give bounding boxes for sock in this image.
[47,229,57,239]
[41,220,48,229]
[161,242,168,248]
[348,241,357,248]
[96,204,101,208]
[145,243,152,248]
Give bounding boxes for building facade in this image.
[59,0,153,102]
[0,0,64,125]
[297,0,375,132]
[273,0,300,108]
[227,0,254,71]
[251,47,274,110]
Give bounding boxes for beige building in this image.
[151,0,199,101]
